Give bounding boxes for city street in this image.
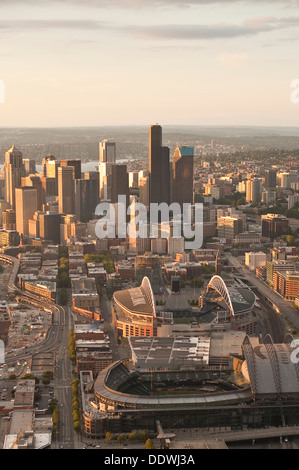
[225,253,299,330]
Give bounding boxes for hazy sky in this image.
[1,0,299,127]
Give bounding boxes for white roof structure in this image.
[113,277,156,318]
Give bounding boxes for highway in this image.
[0,252,75,450]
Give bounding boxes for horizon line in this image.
[0,124,299,130]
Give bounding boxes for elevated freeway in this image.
[208,425,299,443]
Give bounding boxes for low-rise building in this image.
[245,252,267,271]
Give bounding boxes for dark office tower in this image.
[41,177,57,199]
[265,169,277,189]
[111,164,129,207]
[149,124,170,205]
[39,212,61,244]
[60,160,82,180]
[23,158,36,176]
[58,166,75,215]
[75,179,99,222]
[172,146,194,207]
[261,214,290,240]
[5,146,25,209]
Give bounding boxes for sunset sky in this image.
[0,0,299,127]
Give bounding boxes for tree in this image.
[42,371,53,385]
[60,287,68,305]
[59,271,70,288]
[286,235,295,246]
[139,430,149,442]
[105,431,114,442]
[59,246,69,258]
[145,438,155,449]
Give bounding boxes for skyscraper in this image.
[15,187,37,237]
[60,160,82,180]
[264,169,277,189]
[172,146,194,207]
[39,212,62,244]
[246,178,262,203]
[111,164,129,206]
[41,155,59,179]
[21,175,43,211]
[23,158,36,176]
[4,146,25,209]
[58,166,75,215]
[99,139,116,164]
[149,124,170,206]
[75,178,99,222]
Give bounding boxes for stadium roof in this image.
[206,275,255,316]
[242,334,299,396]
[113,277,156,317]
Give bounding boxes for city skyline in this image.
[0,0,299,127]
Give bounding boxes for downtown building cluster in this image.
[2,126,299,443]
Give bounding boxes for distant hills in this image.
[0,125,299,163]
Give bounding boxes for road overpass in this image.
[207,425,299,442]
[0,253,20,292]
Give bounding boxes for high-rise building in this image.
[99,162,112,200]
[23,158,36,176]
[60,160,82,180]
[261,213,290,240]
[288,193,299,210]
[41,177,57,200]
[273,270,299,300]
[262,190,276,205]
[15,187,37,237]
[111,164,129,206]
[58,166,75,215]
[172,146,194,207]
[99,139,116,164]
[217,216,243,239]
[60,214,77,245]
[246,178,262,203]
[264,169,277,189]
[4,146,25,209]
[39,212,62,244]
[149,124,170,206]
[99,162,129,211]
[2,209,16,230]
[0,229,20,247]
[21,175,43,211]
[75,178,99,222]
[139,175,149,209]
[279,171,299,189]
[41,155,59,178]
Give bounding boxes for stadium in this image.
[81,275,299,437]
[81,331,299,437]
[112,276,157,337]
[199,275,257,334]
